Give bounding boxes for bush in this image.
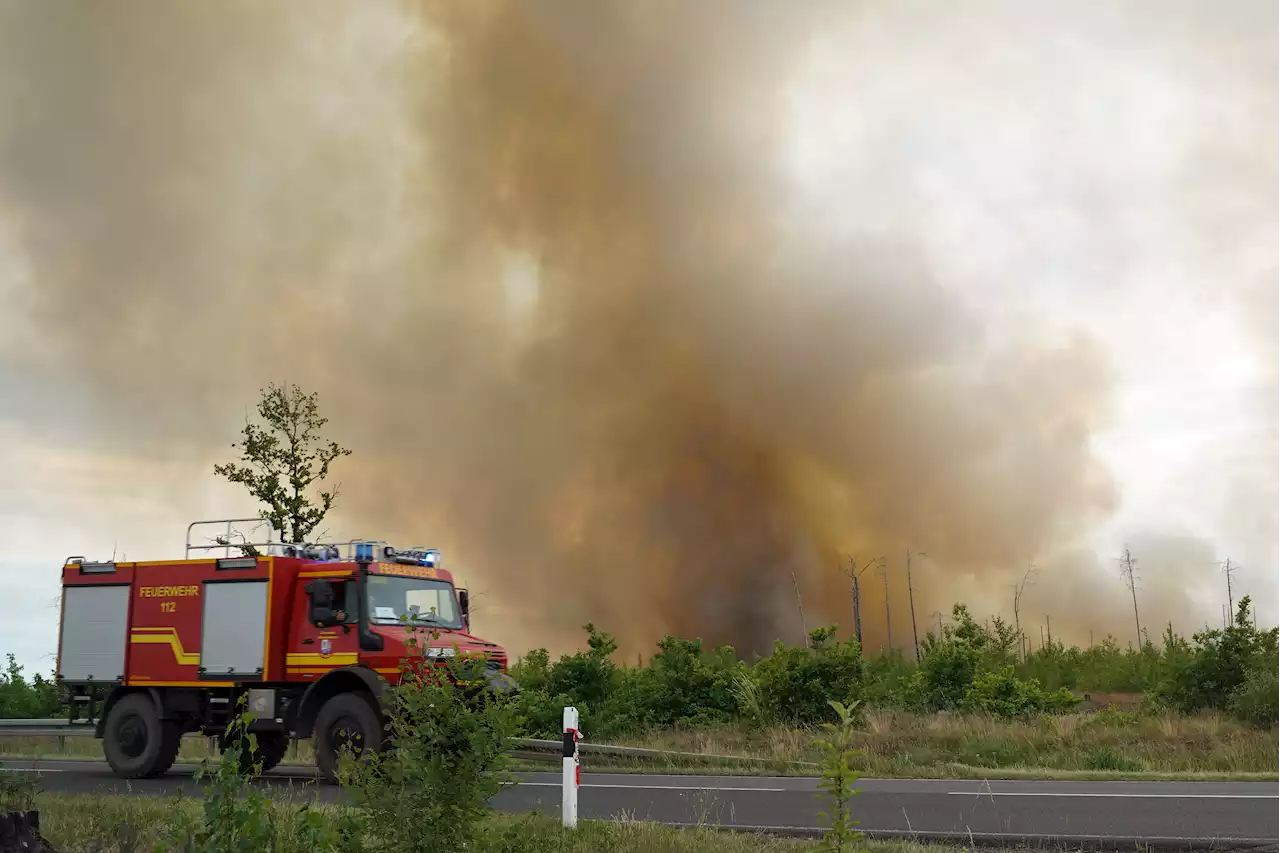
[914,604,1022,712]
[544,623,619,709]
[754,627,865,725]
[1228,669,1278,728]
[512,687,588,739]
[166,698,355,853]
[339,627,518,853]
[508,647,550,693]
[962,665,1081,718]
[918,639,981,711]
[0,654,61,719]
[1157,597,1279,725]
[604,636,743,730]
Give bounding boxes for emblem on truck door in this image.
[320,639,332,657]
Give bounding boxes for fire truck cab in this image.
[55,518,514,783]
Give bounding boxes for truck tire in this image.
[102,693,183,779]
[222,730,288,776]
[313,692,383,785]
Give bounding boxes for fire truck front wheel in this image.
[102,693,182,779]
[313,692,383,785]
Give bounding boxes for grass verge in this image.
[24,792,977,853]
[3,709,1275,781]
[599,709,1278,779]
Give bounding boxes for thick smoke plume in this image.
[0,1,1272,657]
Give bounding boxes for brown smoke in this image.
[0,1,1270,658]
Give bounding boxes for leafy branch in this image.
[213,382,351,544]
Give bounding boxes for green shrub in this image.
[545,623,620,709]
[862,650,921,709]
[1085,746,1141,772]
[339,627,518,853]
[815,700,864,852]
[1223,666,1280,722]
[604,636,743,730]
[0,654,62,719]
[0,765,39,812]
[962,666,1080,718]
[169,699,348,853]
[919,639,981,711]
[508,647,551,693]
[1157,597,1279,723]
[511,687,588,739]
[754,627,865,725]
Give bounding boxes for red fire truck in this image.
[55,518,515,783]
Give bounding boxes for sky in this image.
[0,1,1275,673]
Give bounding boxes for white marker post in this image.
[561,706,581,829]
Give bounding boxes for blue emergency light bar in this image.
[354,542,375,562]
[382,546,441,567]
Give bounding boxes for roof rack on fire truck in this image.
[183,519,441,567]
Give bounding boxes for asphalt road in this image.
[3,758,1277,848]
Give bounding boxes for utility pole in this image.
[790,571,809,648]
[906,549,926,663]
[1012,564,1035,661]
[930,610,944,637]
[1118,547,1142,649]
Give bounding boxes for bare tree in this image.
[879,557,893,651]
[841,555,881,649]
[790,571,809,648]
[1221,558,1238,614]
[1011,564,1036,660]
[930,610,944,637]
[1118,547,1142,649]
[906,548,927,663]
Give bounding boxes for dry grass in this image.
[601,709,1278,779]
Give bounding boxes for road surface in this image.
[3,759,1276,848]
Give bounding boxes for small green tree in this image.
[338,622,518,853]
[214,382,351,545]
[815,699,865,853]
[167,698,356,853]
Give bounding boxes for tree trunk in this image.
[0,812,59,852]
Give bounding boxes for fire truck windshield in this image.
[365,574,462,629]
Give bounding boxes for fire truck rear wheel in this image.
[313,692,383,785]
[102,693,182,779]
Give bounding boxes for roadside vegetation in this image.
[0,623,871,852]
[4,792,1047,853]
[2,599,1276,780]
[506,599,1277,739]
[0,655,60,720]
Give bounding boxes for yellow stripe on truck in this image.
[129,628,200,666]
[285,653,358,667]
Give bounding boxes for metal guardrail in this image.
[0,720,794,765]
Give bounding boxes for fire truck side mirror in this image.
[458,588,470,625]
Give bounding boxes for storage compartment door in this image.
[58,585,130,682]
[199,581,269,680]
